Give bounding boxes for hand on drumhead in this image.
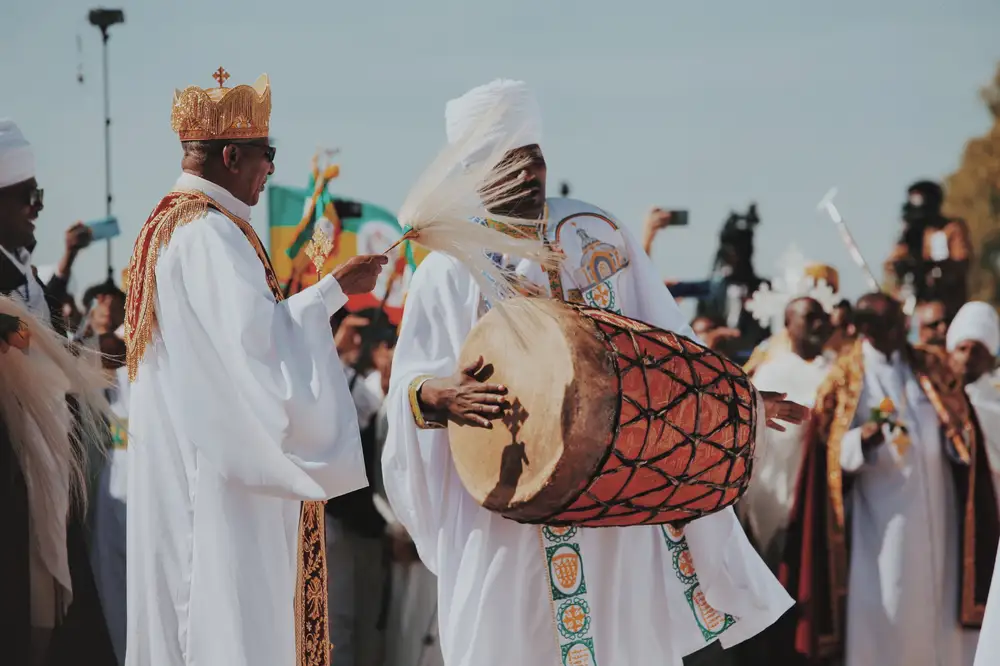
[417,356,508,429]
[760,391,809,432]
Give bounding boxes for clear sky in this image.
[2,0,998,300]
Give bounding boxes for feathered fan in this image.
[385,97,563,311]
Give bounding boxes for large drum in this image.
[449,298,763,527]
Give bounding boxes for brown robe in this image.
[777,340,999,662]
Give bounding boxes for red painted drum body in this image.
[448,297,762,527]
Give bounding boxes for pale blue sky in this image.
[2,0,998,299]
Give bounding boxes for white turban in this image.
[0,119,35,189]
[445,79,542,166]
[947,301,1000,356]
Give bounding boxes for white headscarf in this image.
[0,119,35,189]
[444,79,542,167]
[947,301,1000,356]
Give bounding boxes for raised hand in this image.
[332,254,389,295]
[418,356,509,428]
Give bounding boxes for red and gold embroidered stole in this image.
[781,340,999,660]
[124,188,331,666]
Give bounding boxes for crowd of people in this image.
[1,68,999,666]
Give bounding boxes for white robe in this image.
[382,201,791,666]
[92,365,130,665]
[840,342,978,666]
[125,174,367,666]
[970,375,1000,666]
[739,350,829,562]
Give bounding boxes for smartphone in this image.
[86,216,120,241]
[666,210,689,226]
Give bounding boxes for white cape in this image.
[382,199,791,666]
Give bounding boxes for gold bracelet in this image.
[408,375,446,430]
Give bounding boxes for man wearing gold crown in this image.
[124,70,386,666]
[382,79,809,666]
[780,292,999,666]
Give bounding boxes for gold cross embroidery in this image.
[212,66,230,88]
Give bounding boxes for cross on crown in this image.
[212,66,230,88]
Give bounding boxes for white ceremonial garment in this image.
[92,365,130,665]
[966,375,1000,515]
[839,342,978,666]
[739,350,829,563]
[382,199,792,666]
[971,375,1000,666]
[126,174,367,666]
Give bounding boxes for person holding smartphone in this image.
[0,119,94,335]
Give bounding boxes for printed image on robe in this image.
[549,209,630,314]
[267,169,428,325]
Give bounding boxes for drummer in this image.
[382,79,805,666]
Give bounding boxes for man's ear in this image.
[222,144,240,172]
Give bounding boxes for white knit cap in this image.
[444,79,542,166]
[0,119,35,189]
[947,301,1000,356]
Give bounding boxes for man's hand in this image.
[701,326,740,351]
[332,254,388,295]
[860,421,885,452]
[642,208,673,255]
[760,391,809,432]
[333,315,369,358]
[418,356,508,428]
[65,221,93,254]
[645,207,673,231]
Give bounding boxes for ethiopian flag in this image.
[268,180,427,325]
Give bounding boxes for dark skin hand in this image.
[760,391,810,432]
[418,356,508,428]
[860,421,885,453]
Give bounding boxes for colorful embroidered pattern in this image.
[540,526,600,666]
[661,525,736,641]
[582,279,621,314]
[109,419,128,450]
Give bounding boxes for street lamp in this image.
[88,8,125,281]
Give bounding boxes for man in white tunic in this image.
[782,292,998,666]
[124,69,385,666]
[948,302,1000,666]
[740,297,832,567]
[383,79,800,666]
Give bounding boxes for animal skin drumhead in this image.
[448,298,618,521]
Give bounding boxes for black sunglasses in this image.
[0,184,43,208]
[230,142,276,163]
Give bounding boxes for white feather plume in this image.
[395,97,564,313]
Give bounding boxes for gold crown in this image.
[171,67,271,142]
[804,263,839,293]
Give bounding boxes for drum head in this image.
[449,298,618,522]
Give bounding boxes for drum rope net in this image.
[555,307,758,525]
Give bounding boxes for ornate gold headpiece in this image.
[171,67,271,142]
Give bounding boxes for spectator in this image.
[914,299,949,348]
[826,298,856,356]
[78,279,126,340]
[885,180,971,318]
[0,119,92,334]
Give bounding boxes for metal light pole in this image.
[88,8,125,281]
